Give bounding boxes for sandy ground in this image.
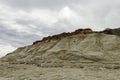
[0,63,120,80]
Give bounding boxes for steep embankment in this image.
[1,28,120,68]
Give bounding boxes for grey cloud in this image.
[1,0,120,10]
[0,26,41,47]
[0,0,86,9]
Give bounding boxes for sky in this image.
[0,0,120,57]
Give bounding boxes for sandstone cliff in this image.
[1,28,120,68]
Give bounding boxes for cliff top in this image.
[33,28,93,44]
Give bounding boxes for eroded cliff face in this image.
[1,28,120,68]
[33,28,93,44]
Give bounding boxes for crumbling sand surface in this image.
[0,63,120,80]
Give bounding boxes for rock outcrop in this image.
[102,28,120,36]
[33,28,93,44]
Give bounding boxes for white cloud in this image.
[0,44,16,57]
[59,6,74,19]
[58,6,81,25]
[30,9,58,26]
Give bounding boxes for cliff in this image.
[1,28,120,68]
[33,28,93,44]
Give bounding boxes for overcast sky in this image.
[0,0,120,57]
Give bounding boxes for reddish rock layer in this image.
[33,28,93,44]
